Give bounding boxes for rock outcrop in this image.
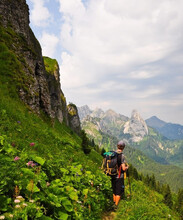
[67,104,81,135]
[0,0,80,134]
[124,110,148,142]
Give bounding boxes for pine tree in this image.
[175,189,183,217]
[163,184,173,208]
[81,130,91,155]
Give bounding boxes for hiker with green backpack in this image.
[102,140,129,208]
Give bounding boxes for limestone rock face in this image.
[78,105,92,120]
[67,104,81,135]
[0,0,80,132]
[124,110,148,142]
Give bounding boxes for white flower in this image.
[22,203,28,207]
[14,199,21,203]
[29,200,34,203]
[15,205,21,208]
[0,216,5,219]
[9,214,13,218]
[16,196,23,199]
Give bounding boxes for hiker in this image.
[111,140,128,207]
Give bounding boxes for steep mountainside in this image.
[0,0,81,132]
[146,116,183,140]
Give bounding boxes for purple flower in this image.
[26,161,36,167]
[17,121,21,124]
[14,156,20,161]
[29,142,35,147]
[27,161,33,166]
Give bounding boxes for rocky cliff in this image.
[67,103,81,135]
[124,109,148,142]
[0,0,80,134]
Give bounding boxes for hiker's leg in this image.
[115,178,123,205]
[115,195,121,205]
[111,177,116,203]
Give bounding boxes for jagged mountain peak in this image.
[124,110,148,142]
[91,108,105,118]
[78,105,92,120]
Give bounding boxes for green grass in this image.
[43,56,58,75]
[115,179,179,220]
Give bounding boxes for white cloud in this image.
[39,32,59,57]
[27,0,183,124]
[29,0,52,27]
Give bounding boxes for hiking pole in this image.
[126,168,132,200]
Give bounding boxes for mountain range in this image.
[78,105,183,191]
[146,116,183,140]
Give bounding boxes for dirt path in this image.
[102,211,116,220]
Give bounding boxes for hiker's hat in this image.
[117,140,125,148]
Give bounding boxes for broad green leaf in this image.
[21,168,35,177]
[62,198,73,212]
[58,212,68,220]
[27,181,40,192]
[31,155,45,166]
[83,189,89,196]
[69,191,78,201]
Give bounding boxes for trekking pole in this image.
[126,168,132,200]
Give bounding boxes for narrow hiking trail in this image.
[102,211,116,220]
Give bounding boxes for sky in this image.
[26,0,183,125]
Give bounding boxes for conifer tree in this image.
[163,184,173,208]
[175,189,183,217]
[81,130,91,154]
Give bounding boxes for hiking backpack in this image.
[102,151,124,176]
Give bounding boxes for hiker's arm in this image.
[122,163,129,171]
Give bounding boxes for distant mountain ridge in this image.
[146,116,183,140]
[78,105,183,169]
[78,105,183,192]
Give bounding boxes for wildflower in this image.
[14,199,21,203]
[30,142,35,147]
[46,182,50,187]
[0,216,5,219]
[27,161,33,166]
[15,205,21,208]
[22,203,28,207]
[16,195,23,199]
[9,214,13,218]
[14,156,20,161]
[31,163,36,167]
[17,121,21,124]
[29,200,34,203]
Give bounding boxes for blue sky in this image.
[26,0,183,125]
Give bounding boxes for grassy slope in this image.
[0,23,113,219]
[115,179,179,220]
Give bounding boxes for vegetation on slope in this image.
[0,89,113,219]
[0,27,112,218]
[115,179,180,220]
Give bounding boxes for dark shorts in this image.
[111,176,124,196]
